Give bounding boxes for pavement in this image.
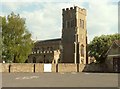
[1,72,119,87]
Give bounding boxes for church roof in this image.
[36,38,61,43]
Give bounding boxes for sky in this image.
[0,0,119,43]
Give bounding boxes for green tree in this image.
[2,12,33,63]
[88,34,120,63]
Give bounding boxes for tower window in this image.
[80,19,84,29]
[80,19,82,27]
[50,47,53,51]
[41,47,44,53]
[81,45,84,57]
[82,20,84,29]
[66,21,70,28]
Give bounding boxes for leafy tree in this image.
[88,34,120,63]
[2,12,33,63]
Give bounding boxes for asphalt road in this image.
[2,72,119,87]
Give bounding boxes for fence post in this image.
[9,64,11,73]
[77,63,79,72]
[56,64,58,73]
[34,64,35,73]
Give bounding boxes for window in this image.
[67,21,70,28]
[66,21,70,28]
[82,20,84,29]
[41,47,44,53]
[34,48,37,54]
[50,47,53,51]
[80,19,84,29]
[47,47,50,50]
[80,19,82,27]
[81,45,84,57]
[66,21,68,28]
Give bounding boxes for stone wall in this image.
[58,64,77,73]
[1,63,110,73]
[2,63,10,72]
[35,63,44,72]
[10,63,34,72]
[52,64,57,72]
[79,64,86,72]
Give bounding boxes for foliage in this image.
[2,12,33,63]
[88,34,120,63]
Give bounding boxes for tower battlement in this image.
[62,6,86,15]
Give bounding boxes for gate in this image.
[44,64,52,72]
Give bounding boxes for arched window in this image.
[81,44,84,57]
[37,48,39,53]
[47,47,49,50]
[34,48,37,54]
[50,47,53,51]
[47,47,50,53]
[41,47,44,53]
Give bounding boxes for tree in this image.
[88,34,120,63]
[2,12,33,63]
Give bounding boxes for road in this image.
[2,72,119,87]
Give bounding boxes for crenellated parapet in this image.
[62,6,86,15]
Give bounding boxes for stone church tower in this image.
[61,6,88,64]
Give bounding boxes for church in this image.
[28,6,88,64]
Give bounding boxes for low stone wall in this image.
[10,63,34,72]
[58,64,77,73]
[79,64,86,72]
[35,63,44,72]
[1,63,110,73]
[2,63,10,72]
[52,64,58,72]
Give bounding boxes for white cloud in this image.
[20,2,84,41]
[1,0,118,43]
[1,2,34,11]
[86,0,118,42]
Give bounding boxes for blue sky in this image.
[1,0,119,43]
